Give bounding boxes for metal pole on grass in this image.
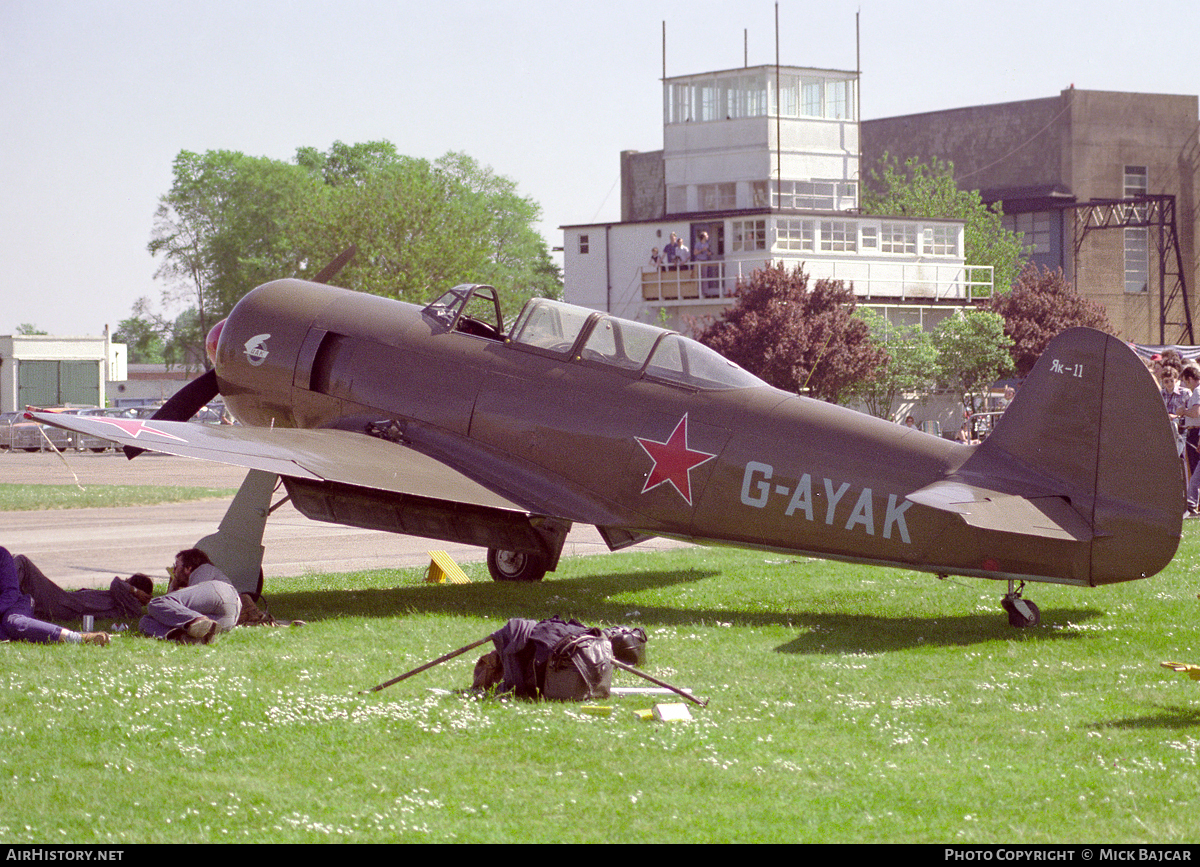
[612,659,708,707]
[362,636,492,694]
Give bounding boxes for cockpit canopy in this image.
[423,286,765,392]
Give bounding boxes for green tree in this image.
[291,152,493,301]
[144,142,561,364]
[112,315,165,364]
[160,308,206,371]
[295,139,404,187]
[850,308,939,419]
[861,155,1027,294]
[986,263,1112,377]
[291,148,560,310]
[696,263,886,404]
[113,299,206,371]
[147,150,317,364]
[434,152,562,305]
[934,309,1015,412]
[14,324,47,335]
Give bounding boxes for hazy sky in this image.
[3,0,1198,335]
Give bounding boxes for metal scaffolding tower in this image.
[1070,194,1193,345]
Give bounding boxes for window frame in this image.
[731,218,767,253]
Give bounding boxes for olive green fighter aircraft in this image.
[32,275,1183,627]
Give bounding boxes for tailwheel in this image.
[486,548,548,583]
[1001,580,1041,628]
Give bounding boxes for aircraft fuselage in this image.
[211,279,1180,588]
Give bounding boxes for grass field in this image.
[3,524,1200,843]
[0,483,237,511]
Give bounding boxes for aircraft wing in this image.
[27,411,524,513]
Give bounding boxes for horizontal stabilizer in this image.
[906,480,1092,542]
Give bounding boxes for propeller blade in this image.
[152,368,220,422]
[124,368,219,460]
[312,245,357,284]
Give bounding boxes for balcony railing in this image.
[640,259,993,304]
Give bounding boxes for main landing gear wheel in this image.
[486,548,548,583]
[1001,580,1041,628]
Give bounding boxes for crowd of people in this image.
[0,545,289,647]
[649,231,723,298]
[1146,351,1200,516]
[649,232,717,267]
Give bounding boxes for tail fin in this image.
[963,327,1181,585]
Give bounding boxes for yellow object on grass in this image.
[426,551,471,584]
[1161,661,1200,680]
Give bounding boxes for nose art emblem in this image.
[244,334,271,366]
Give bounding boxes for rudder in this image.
[967,328,1181,585]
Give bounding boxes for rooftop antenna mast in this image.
[775,3,781,201]
[857,11,862,194]
[662,19,666,81]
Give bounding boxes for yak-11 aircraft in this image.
[33,272,1183,627]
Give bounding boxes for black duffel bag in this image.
[603,625,648,666]
[543,631,613,701]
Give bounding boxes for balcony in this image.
[640,259,994,304]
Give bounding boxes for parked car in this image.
[3,408,76,452]
[124,403,229,424]
[195,404,229,424]
[1,402,230,456]
[0,412,19,450]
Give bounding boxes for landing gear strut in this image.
[1001,580,1041,628]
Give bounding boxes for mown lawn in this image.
[2,525,1200,842]
[0,483,236,511]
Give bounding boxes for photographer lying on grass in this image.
[139,548,242,645]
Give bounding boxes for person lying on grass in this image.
[12,553,151,623]
[139,548,241,645]
[0,547,111,646]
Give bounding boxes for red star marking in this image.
[635,414,716,506]
[90,418,188,442]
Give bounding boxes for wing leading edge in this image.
[28,411,523,513]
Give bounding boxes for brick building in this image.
[862,88,1200,344]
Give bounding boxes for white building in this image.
[107,363,193,408]
[0,332,126,412]
[562,63,992,332]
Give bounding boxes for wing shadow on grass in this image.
[1090,705,1200,732]
[261,566,1105,654]
[264,568,717,626]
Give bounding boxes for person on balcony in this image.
[663,233,689,269]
